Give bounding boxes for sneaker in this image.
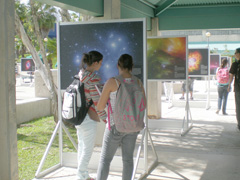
[216,110,220,114]
[179,96,184,100]
[223,112,228,115]
[190,97,194,100]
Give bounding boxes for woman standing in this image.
[96,54,146,180]
[76,50,107,180]
[216,58,229,115]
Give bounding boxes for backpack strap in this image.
[115,75,124,83]
[107,77,119,131]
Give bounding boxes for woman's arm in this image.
[97,78,117,111]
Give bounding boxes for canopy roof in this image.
[36,0,240,30]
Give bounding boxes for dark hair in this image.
[220,58,228,68]
[80,50,103,69]
[117,54,133,71]
[236,48,240,54]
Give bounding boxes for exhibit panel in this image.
[21,58,35,72]
[188,48,209,77]
[147,36,187,80]
[43,18,149,177]
[227,57,232,68]
[210,54,220,75]
[58,19,146,90]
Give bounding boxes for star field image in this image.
[59,20,144,89]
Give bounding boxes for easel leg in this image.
[131,127,159,180]
[181,100,193,136]
[35,121,61,177]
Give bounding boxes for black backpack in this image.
[62,75,93,125]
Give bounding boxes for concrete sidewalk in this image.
[33,90,240,180]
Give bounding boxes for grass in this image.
[17,116,78,180]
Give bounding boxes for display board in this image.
[210,54,220,75]
[59,19,145,90]
[21,58,35,72]
[227,57,232,68]
[147,36,187,80]
[188,48,209,76]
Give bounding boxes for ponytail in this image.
[79,50,103,69]
[220,58,228,68]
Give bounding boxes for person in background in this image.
[228,48,240,131]
[216,58,229,115]
[163,81,173,101]
[96,54,146,180]
[179,77,194,100]
[76,50,107,180]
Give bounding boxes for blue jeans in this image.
[96,125,139,180]
[75,115,97,180]
[217,85,229,113]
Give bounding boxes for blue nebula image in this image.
[59,21,144,89]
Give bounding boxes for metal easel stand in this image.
[181,98,193,136]
[181,79,193,136]
[206,75,211,110]
[131,126,159,180]
[35,119,77,178]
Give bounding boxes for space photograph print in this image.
[147,36,187,80]
[58,19,145,90]
[210,54,220,75]
[21,58,35,72]
[188,48,209,76]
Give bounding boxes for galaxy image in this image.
[59,20,144,89]
[147,37,187,80]
[188,51,202,73]
[21,58,35,72]
[210,54,220,75]
[188,48,209,76]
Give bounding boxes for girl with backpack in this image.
[76,51,107,180]
[96,54,146,180]
[216,58,229,115]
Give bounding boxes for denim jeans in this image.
[75,115,97,180]
[235,92,240,129]
[217,85,229,113]
[96,125,139,180]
